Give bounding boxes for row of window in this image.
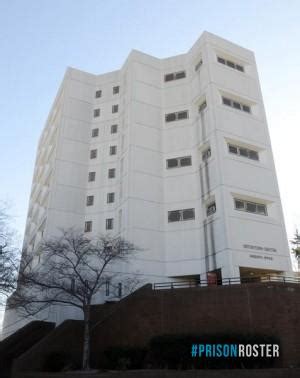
[167,203,217,222]
[105,281,123,297]
[165,110,189,122]
[222,97,251,113]
[84,218,113,232]
[95,86,119,98]
[88,144,258,179]
[234,199,267,215]
[168,198,266,224]
[166,156,191,169]
[88,168,115,182]
[228,144,259,161]
[94,104,119,118]
[84,197,267,232]
[165,53,244,80]
[165,94,250,123]
[86,192,115,206]
[90,146,117,159]
[217,56,244,72]
[166,141,258,169]
[164,70,186,82]
[92,124,118,138]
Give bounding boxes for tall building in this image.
[3,32,292,334]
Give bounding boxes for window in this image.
[110,146,117,155]
[166,156,192,169]
[202,147,211,161]
[177,111,188,120]
[164,73,174,82]
[105,281,110,296]
[239,148,248,157]
[199,100,207,112]
[228,143,259,161]
[112,104,119,113]
[118,282,122,298]
[195,59,203,71]
[180,157,192,167]
[164,70,186,82]
[118,209,122,231]
[108,168,116,178]
[222,97,231,106]
[168,208,195,222]
[95,90,102,98]
[106,218,114,230]
[206,202,216,216]
[107,192,115,203]
[228,145,238,154]
[235,200,244,210]
[217,56,245,72]
[175,71,186,79]
[242,104,251,113]
[167,158,178,168]
[111,124,118,134]
[90,149,97,159]
[94,109,100,117]
[182,208,195,220]
[222,97,251,114]
[227,60,235,68]
[233,101,241,110]
[86,195,94,206]
[165,113,176,122]
[248,150,259,160]
[165,110,189,123]
[88,172,96,182]
[234,198,267,216]
[92,128,99,137]
[84,221,92,232]
[113,86,119,94]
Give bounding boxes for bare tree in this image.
[291,229,300,261]
[8,228,140,370]
[0,202,19,304]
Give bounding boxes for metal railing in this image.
[152,275,300,290]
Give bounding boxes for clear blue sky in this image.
[1,0,300,250]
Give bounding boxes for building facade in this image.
[3,32,292,335]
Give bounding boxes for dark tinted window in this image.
[177,111,188,120]
[222,97,231,106]
[168,210,181,222]
[182,208,195,220]
[180,157,192,167]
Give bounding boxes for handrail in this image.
[152,275,300,290]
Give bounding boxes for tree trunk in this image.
[82,304,91,370]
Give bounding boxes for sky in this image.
[1,0,300,328]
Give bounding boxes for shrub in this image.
[147,333,280,369]
[101,346,147,370]
[42,351,79,372]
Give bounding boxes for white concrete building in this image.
[3,32,293,334]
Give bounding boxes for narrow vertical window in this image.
[95,90,102,98]
[106,218,114,230]
[84,221,92,232]
[112,105,119,113]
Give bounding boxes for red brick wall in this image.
[12,282,300,375]
[90,283,300,368]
